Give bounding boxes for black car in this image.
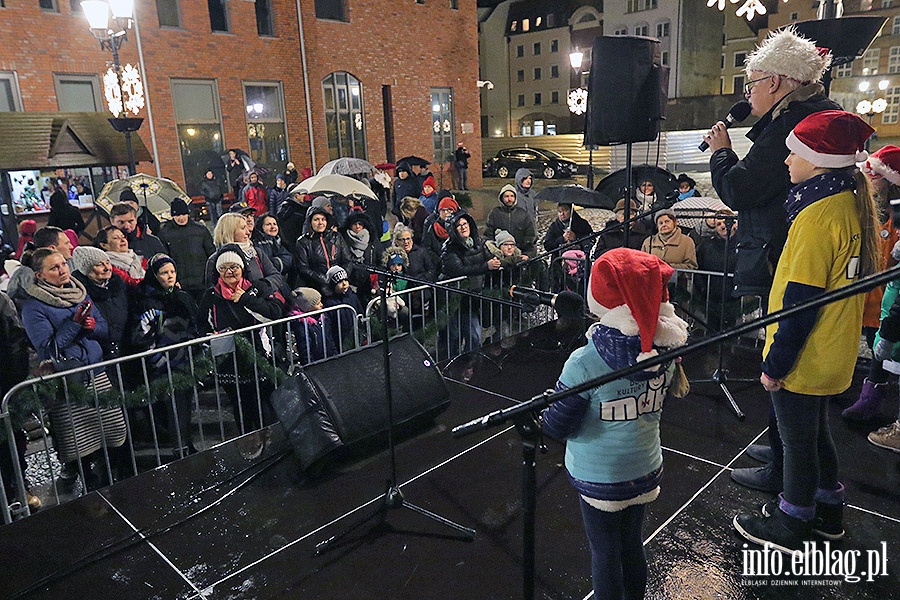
[485,147,579,179]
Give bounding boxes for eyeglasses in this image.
[218,264,241,274]
[744,75,773,95]
[397,237,413,243]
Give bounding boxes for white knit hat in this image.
[786,110,874,169]
[745,27,832,84]
[215,251,244,272]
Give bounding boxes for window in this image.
[516,45,524,58]
[157,0,180,27]
[171,79,225,197]
[315,0,346,21]
[547,13,556,27]
[208,0,229,32]
[323,72,367,160]
[256,0,274,35]
[522,18,529,32]
[662,51,669,66]
[0,72,23,111]
[244,83,288,168]
[890,46,900,73]
[534,68,541,81]
[790,12,799,21]
[863,48,880,75]
[517,94,525,107]
[627,0,657,11]
[656,21,669,38]
[613,27,626,35]
[833,62,852,78]
[431,88,455,163]
[39,0,58,12]
[551,90,559,104]
[534,92,542,105]
[516,70,525,82]
[450,0,458,8]
[883,0,895,7]
[551,65,559,78]
[733,75,745,95]
[534,42,541,55]
[635,24,649,37]
[894,16,900,36]
[547,123,556,135]
[721,54,725,69]
[551,39,558,53]
[884,85,900,124]
[510,21,517,32]
[734,52,746,68]
[54,74,101,112]
[534,120,544,136]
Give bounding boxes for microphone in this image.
[509,286,584,319]
[698,101,752,152]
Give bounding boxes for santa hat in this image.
[587,248,674,360]
[745,27,832,84]
[786,111,874,169]
[862,145,900,185]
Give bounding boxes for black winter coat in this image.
[440,212,494,292]
[276,200,310,256]
[130,276,198,375]
[543,211,594,253]
[591,219,649,259]
[406,244,437,281]
[392,176,422,217]
[252,229,293,276]
[205,243,284,291]
[126,226,167,260]
[71,271,128,358]
[199,177,223,204]
[158,219,216,293]
[294,209,353,293]
[710,84,840,296]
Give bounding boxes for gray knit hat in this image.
[311,196,331,210]
[71,246,110,275]
[293,287,322,312]
[326,265,349,286]
[495,230,516,246]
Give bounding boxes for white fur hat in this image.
[745,27,832,84]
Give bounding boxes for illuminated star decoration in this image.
[567,88,588,115]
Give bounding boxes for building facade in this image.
[0,0,482,196]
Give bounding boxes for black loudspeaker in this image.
[584,35,669,146]
[269,334,450,472]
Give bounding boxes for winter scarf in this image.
[26,276,87,308]
[106,250,145,279]
[346,228,370,260]
[214,277,252,301]
[784,170,855,224]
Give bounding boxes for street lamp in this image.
[569,48,594,188]
[82,0,144,175]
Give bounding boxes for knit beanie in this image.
[438,196,459,212]
[170,198,190,216]
[311,196,331,210]
[326,265,349,286]
[786,110,874,169]
[588,248,674,360]
[71,246,110,275]
[20,220,37,236]
[119,188,138,203]
[149,253,176,277]
[745,26,832,84]
[862,145,900,185]
[655,208,676,222]
[215,251,245,272]
[293,287,322,312]
[495,230,516,246]
[422,175,436,192]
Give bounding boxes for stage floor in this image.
[1,322,898,599]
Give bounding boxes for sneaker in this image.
[745,444,773,463]
[762,499,843,540]
[868,421,900,453]
[731,464,782,493]
[733,508,812,555]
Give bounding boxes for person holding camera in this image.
[454,142,471,191]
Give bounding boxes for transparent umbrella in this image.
[317,157,376,176]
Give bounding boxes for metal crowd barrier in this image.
[1,304,359,525]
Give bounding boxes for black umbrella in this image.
[595,164,678,202]
[535,184,615,209]
[397,155,431,168]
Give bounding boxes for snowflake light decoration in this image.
[103,63,144,117]
[708,0,791,22]
[567,88,588,115]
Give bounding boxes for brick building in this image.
[0,0,482,198]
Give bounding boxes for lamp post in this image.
[856,79,888,149]
[81,0,144,175]
[569,48,594,188]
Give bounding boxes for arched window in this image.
[322,72,366,160]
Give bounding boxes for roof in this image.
[0,112,152,170]
[506,0,571,35]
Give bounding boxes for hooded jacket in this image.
[484,184,536,255]
[440,211,494,292]
[710,82,840,295]
[514,168,537,221]
[294,207,352,292]
[391,163,422,217]
[340,210,381,290]
[268,175,291,215]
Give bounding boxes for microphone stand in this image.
[314,268,476,555]
[451,262,900,600]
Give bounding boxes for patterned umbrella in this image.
[94,173,191,220]
[671,196,731,229]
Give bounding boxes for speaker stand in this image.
[315,272,475,555]
[687,219,752,420]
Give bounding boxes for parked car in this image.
[484,147,579,179]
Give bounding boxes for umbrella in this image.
[671,196,732,229]
[318,157,376,176]
[397,155,431,168]
[221,148,255,171]
[288,173,378,201]
[535,184,615,209]
[595,165,678,203]
[94,173,192,220]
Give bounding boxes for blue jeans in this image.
[771,389,839,510]
[579,498,647,600]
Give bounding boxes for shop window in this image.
[323,72,367,160]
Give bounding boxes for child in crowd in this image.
[322,265,361,351]
[373,246,408,326]
[541,249,688,600]
[290,287,335,364]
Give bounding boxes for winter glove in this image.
[73,301,92,324]
[892,240,900,263]
[139,309,163,335]
[874,338,894,362]
[81,316,96,332]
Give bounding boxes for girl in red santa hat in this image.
[733,110,880,554]
[541,248,688,600]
